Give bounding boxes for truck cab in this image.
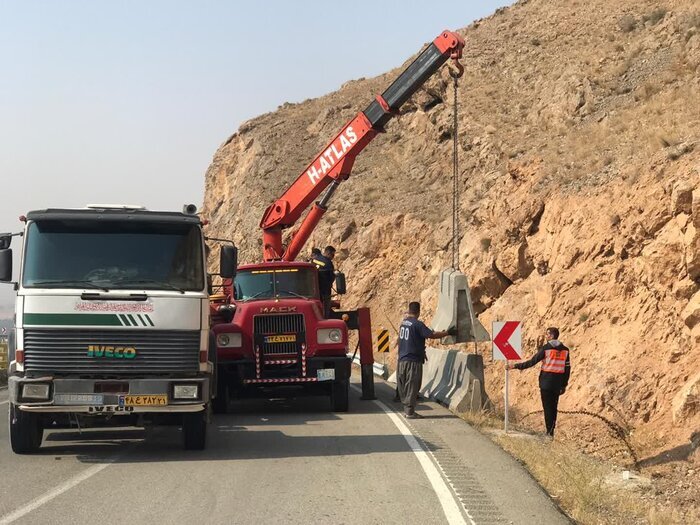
[212,261,350,411]
[0,205,214,453]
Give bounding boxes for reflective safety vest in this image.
[541,348,568,373]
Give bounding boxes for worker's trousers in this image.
[397,360,423,415]
[540,388,561,436]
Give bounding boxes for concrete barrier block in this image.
[430,268,491,344]
[470,379,483,411]
[373,363,388,379]
[433,349,461,402]
[420,347,449,399]
[389,348,491,413]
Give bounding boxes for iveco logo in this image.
[259,306,297,313]
[87,345,137,359]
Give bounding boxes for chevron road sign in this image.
[492,321,522,361]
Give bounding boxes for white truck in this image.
[0,205,224,453]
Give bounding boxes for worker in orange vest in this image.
[506,327,571,437]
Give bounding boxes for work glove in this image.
[447,326,457,336]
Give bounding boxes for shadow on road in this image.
[33,392,434,464]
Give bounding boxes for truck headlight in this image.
[21,383,51,401]
[173,384,200,400]
[217,333,242,348]
[317,328,343,344]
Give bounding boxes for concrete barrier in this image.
[388,347,490,413]
[348,353,388,379]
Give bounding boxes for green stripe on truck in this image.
[23,313,123,326]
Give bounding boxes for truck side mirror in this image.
[0,249,12,282]
[220,245,238,279]
[335,272,347,295]
[0,234,11,250]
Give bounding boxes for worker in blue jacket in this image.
[397,302,454,419]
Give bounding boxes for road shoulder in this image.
[374,378,570,525]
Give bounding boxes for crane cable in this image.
[450,71,460,271]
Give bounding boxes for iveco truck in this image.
[0,205,216,453]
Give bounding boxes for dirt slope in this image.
[202,0,700,499]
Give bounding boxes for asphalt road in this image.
[0,380,568,524]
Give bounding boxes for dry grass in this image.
[457,408,503,430]
[491,432,694,525]
[618,14,638,33]
[456,403,700,524]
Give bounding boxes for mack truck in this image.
[0,205,219,453]
[210,30,465,411]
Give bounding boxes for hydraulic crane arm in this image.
[260,30,465,261]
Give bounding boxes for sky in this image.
[0,0,512,315]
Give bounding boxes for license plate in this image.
[317,368,335,381]
[54,394,104,406]
[265,335,296,343]
[123,395,167,406]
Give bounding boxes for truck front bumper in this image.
[221,355,351,385]
[8,376,210,414]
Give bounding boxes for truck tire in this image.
[331,379,349,412]
[182,410,207,450]
[9,403,43,454]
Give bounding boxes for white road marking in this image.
[0,461,114,524]
[350,385,472,525]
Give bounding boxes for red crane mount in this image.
[212,30,465,411]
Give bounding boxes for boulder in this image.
[682,291,700,329]
[670,181,693,216]
[685,223,700,281]
[495,241,535,282]
[673,371,700,424]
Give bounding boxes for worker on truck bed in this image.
[398,301,454,419]
[312,245,335,318]
[506,327,571,437]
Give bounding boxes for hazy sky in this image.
[0,0,512,315]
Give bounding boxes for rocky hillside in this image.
[203,0,699,474]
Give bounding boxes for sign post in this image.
[504,365,509,432]
[492,321,522,433]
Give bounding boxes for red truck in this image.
[210,30,465,411]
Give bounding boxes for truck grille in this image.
[253,314,304,356]
[23,329,200,375]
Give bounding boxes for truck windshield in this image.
[22,220,204,291]
[234,268,317,301]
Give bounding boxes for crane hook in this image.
[449,58,464,79]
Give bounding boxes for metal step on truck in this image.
[0,204,220,453]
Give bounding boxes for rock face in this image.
[203,0,700,453]
[673,372,700,424]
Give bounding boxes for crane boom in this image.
[260,30,465,261]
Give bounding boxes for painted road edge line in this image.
[0,461,114,524]
[350,385,472,525]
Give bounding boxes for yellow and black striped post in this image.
[377,329,390,353]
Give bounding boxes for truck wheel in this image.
[331,380,349,412]
[9,403,43,454]
[182,411,207,450]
